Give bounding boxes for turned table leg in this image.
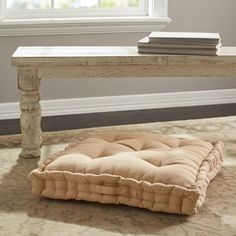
[18,67,42,158]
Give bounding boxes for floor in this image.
[0,116,236,236]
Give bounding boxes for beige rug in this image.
[0,116,236,236]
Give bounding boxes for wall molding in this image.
[1,89,236,120]
[0,17,171,36]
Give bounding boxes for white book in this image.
[138,47,218,56]
[148,32,221,45]
[138,37,221,49]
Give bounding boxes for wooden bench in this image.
[11,46,236,158]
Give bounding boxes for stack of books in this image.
[137,32,222,56]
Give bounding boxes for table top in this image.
[11,46,236,67]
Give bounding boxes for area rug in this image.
[0,116,236,236]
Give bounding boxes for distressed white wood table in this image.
[11,46,236,158]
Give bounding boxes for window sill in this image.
[0,16,171,36]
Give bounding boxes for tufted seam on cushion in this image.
[115,140,142,152]
[142,141,171,150]
[188,141,224,210]
[29,170,202,215]
[38,132,99,170]
[89,131,181,147]
[38,131,179,170]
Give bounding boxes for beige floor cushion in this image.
[29,131,223,215]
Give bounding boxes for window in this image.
[0,0,170,36]
[2,0,147,19]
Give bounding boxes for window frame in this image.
[0,0,171,36]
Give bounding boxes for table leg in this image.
[18,67,42,158]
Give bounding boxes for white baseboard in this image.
[1,89,236,120]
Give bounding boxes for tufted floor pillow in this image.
[29,131,223,215]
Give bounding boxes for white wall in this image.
[0,0,236,103]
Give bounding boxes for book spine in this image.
[137,43,220,49]
[138,48,218,56]
[148,38,220,45]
